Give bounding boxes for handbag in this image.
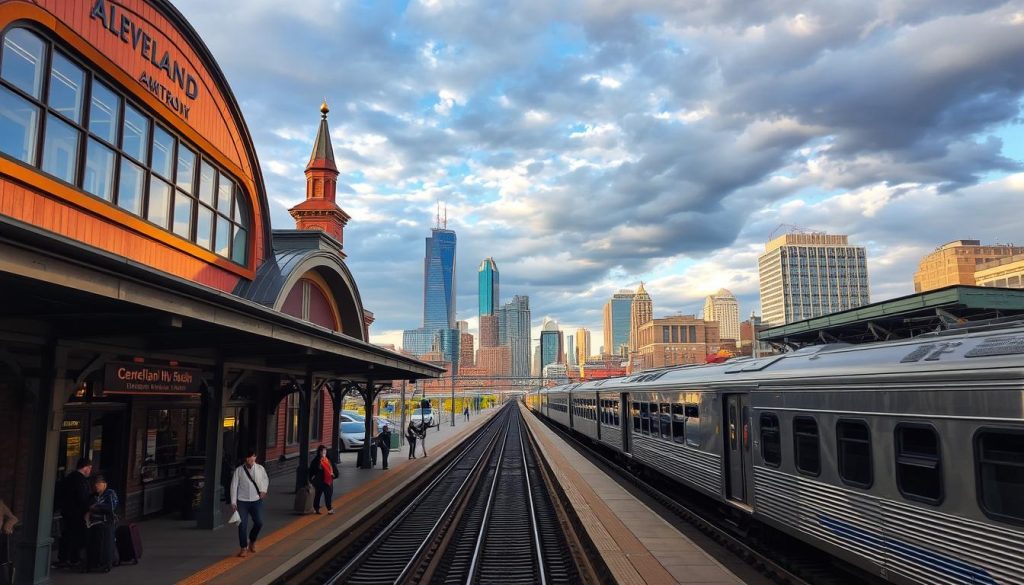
[228,510,240,525]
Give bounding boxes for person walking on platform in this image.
[308,445,339,515]
[56,458,92,568]
[416,420,430,457]
[230,450,269,558]
[463,405,470,421]
[378,424,392,470]
[85,475,118,573]
[406,421,418,459]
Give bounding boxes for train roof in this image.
[538,320,1024,394]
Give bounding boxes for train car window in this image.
[895,424,942,504]
[671,404,685,444]
[613,400,620,426]
[640,403,651,435]
[975,429,1024,524]
[632,402,641,432]
[599,400,607,424]
[837,420,873,488]
[685,404,701,447]
[660,404,672,440]
[760,414,782,467]
[793,417,821,476]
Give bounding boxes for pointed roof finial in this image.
[320,98,329,117]
[307,99,337,171]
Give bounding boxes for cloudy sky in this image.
[175,0,1024,351]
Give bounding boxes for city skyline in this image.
[172,2,1024,348]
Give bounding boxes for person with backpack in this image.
[229,450,269,558]
[84,475,117,573]
[307,445,339,515]
[406,421,418,460]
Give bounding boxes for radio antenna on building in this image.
[769,223,824,240]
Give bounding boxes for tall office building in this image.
[478,257,499,318]
[912,240,1024,292]
[499,295,531,379]
[566,335,576,367]
[603,290,635,357]
[575,328,591,363]
[423,224,457,331]
[629,283,653,356]
[539,318,564,375]
[703,289,740,342]
[758,232,870,326]
[460,331,475,368]
[456,320,469,334]
[479,314,499,348]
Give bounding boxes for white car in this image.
[339,410,365,423]
[338,421,365,451]
[410,408,434,426]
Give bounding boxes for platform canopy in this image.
[759,285,1024,349]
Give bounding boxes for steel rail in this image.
[518,413,548,585]
[464,413,513,583]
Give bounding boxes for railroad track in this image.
[288,403,601,585]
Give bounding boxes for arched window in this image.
[281,278,339,330]
[0,26,250,265]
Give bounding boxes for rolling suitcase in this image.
[115,523,142,564]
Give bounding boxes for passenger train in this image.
[527,323,1024,585]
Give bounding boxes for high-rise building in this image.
[634,315,720,370]
[566,335,576,366]
[476,346,511,377]
[575,328,591,364]
[499,295,531,379]
[912,240,1024,292]
[758,232,870,326]
[603,290,635,357]
[478,257,499,318]
[479,314,499,348]
[539,318,564,375]
[629,283,653,356]
[703,288,740,342]
[456,320,469,334]
[460,331,475,368]
[423,223,457,331]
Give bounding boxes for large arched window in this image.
[281,277,339,330]
[0,26,250,265]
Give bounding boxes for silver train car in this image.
[527,324,1024,585]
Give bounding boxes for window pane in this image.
[172,191,193,239]
[150,126,173,178]
[176,145,195,192]
[196,206,213,250]
[978,431,1024,522]
[231,227,247,264]
[760,414,781,467]
[198,161,215,205]
[232,191,247,226]
[122,103,149,162]
[838,421,872,487]
[794,417,820,476]
[671,404,685,444]
[640,402,650,435]
[88,80,119,144]
[0,85,39,164]
[896,426,941,503]
[1,28,45,98]
[48,52,85,123]
[215,215,230,256]
[217,172,233,214]
[660,403,671,439]
[116,159,144,215]
[82,138,115,200]
[41,114,80,183]
[148,177,171,228]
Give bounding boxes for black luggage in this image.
[115,523,142,564]
[86,524,115,572]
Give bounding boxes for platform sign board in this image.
[104,362,203,395]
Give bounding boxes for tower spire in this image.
[289,100,350,247]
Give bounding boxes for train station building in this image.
[0,1,442,582]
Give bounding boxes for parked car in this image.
[339,410,365,423]
[373,416,394,431]
[410,408,434,426]
[338,421,365,451]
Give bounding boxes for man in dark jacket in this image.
[377,425,392,470]
[56,458,92,567]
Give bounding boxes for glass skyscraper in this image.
[478,257,499,318]
[603,290,635,357]
[424,227,457,330]
[539,319,564,375]
[499,295,531,379]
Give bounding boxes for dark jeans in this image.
[59,514,86,563]
[237,499,264,548]
[379,444,390,469]
[314,482,334,512]
[407,437,417,458]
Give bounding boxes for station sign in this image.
[103,362,202,395]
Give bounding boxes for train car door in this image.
[621,392,631,453]
[724,394,751,504]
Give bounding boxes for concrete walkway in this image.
[49,405,500,585]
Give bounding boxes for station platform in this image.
[49,405,501,585]
[519,402,745,585]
